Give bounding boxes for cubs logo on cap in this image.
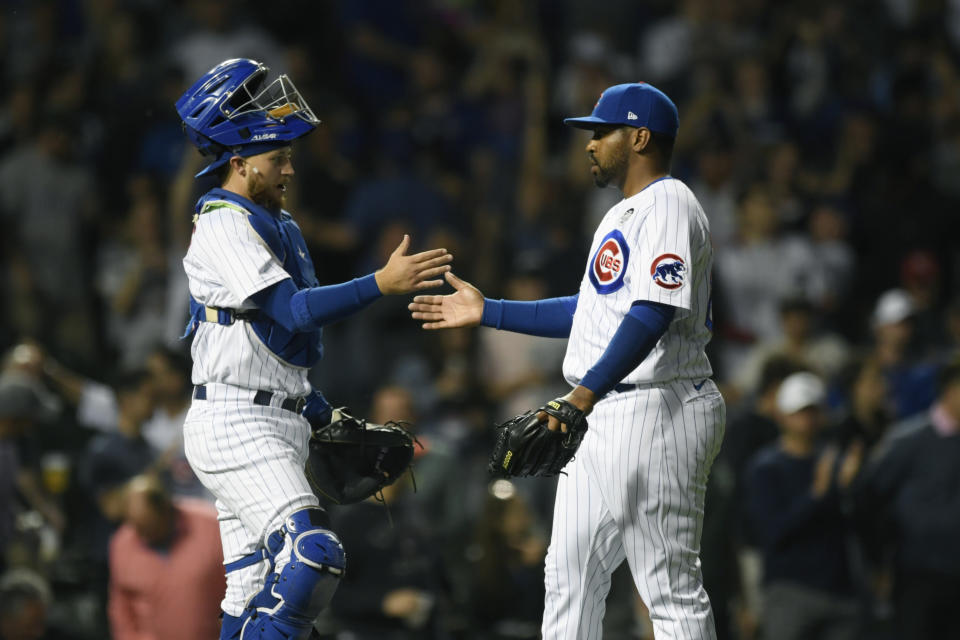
[650,254,686,290]
[589,230,630,294]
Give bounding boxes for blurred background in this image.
[1,0,959,638]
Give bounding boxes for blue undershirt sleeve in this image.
[479,294,579,338]
[250,274,383,332]
[578,301,676,397]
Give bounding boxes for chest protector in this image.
[184,188,323,368]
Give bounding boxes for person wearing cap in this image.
[410,82,724,638]
[852,360,960,640]
[174,59,454,638]
[732,295,851,398]
[869,288,939,420]
[743,371,863,640]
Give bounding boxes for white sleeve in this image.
[189,208,291,301]
[627,183,696,310]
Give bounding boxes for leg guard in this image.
[238,507,345,640]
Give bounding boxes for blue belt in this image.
[611,383,637,393]
[193,385,306,414]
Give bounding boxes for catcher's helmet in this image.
[175,58,319,177]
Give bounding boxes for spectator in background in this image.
[689,132,738,251]
[363,385,476,549]
[733,296,850,397]
[142,347,208,500]
[853,360,960,640]
[743,372,863,640]
[0,569,48,640]
[831,357,893,451]
[0,345,66,569]
[108,475,224,640]
[464,479,547,640]
[794,202,855,319]
[0,568,80,640]
[715,184,800,376]
[718,356,800,638]
[868,289,939,420]
[77,372,156,565]
[898,249,945,356]
[94,176,170,370]
[761,142,804,229]
[166,0,284,82]
[0,374,63,572]
[328,474,448,640]
[0,112,98,364]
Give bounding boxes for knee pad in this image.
[240,507,345,640]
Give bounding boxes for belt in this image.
[193,385,306,414]
[611,383,637,393]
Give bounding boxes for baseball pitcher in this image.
[410,82,725,639]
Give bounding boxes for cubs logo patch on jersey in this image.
[589,230,630,294]
[651,253,686,290]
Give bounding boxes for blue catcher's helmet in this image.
[175,58,320,177]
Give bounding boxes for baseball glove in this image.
[489,398,588,478]
[305,409,418,505]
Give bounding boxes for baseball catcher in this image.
[489,397,589,477]
[304,405,418,504]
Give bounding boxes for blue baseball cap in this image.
[564,82,679,137]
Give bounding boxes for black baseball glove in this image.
[305,408,418,505]
[488,398,589,478]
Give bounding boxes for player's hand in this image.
[539,386,596,434]
[408,271,484,329]
[375,234,453,295]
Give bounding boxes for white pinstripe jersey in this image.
[182,201,311,396]
[562,177,714,386]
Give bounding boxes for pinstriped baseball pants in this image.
[542,378,725,640]
[182,382,319,617]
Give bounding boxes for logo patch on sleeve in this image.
[589,230,630,294]
[650,254,686,290]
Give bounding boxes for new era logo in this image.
[627,111,638,120]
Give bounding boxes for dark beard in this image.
[592,146,628,189]
[593,169,612,188]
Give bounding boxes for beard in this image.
[592,144,629,188]
[247,173,285,212]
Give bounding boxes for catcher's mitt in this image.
[489,398,588,478]
[305,409,418,505]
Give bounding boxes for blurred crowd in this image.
[1,0,959,639]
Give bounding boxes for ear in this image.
[632,128,651,153]
[230,155,246,177]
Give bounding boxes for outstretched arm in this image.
[252,234,452,331]
[408,271,578,337]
